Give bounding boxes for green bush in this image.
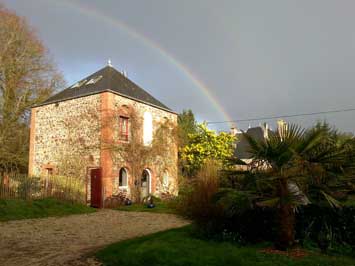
[176,160,224,226]
[295,205,355,254]
[180,181,355,255]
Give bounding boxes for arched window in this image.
[119,168,128,187]
[141,169,151,198]
[163,170,169,187]
[143,112,153,146]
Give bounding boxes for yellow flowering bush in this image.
[180,124,236,175]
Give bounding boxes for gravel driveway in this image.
[0,210,189,266]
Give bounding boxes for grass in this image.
[0,198,96,221]
[96,226,355,266]
[115,201,176,214]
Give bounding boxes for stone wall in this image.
[30,94,101,177]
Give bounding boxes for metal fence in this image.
[0,174,86,203]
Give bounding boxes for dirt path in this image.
[0,210,189,266]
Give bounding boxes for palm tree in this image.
[239,123,354,250]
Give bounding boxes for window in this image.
[44,167,53,190]
[141,169,151,195]
[143,112,153,145]
[163,170,169,187]
[86,75,103,85]
[119,116,129,141]
[119,168,128,187]
[71,79,87,88]
[46,168,53,176]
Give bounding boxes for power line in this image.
[206,107,355,124]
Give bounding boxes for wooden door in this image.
[90,168,102,208]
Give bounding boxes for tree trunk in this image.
[276,178,295,250]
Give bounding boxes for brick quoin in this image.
[100,92,114,199]
[28,107,36,176]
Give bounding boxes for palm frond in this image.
[320,190,342,208]
[256,197,280,207]
[297,126,326,155]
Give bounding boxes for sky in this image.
[2,0,355,133]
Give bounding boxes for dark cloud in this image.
[3,0,355,133]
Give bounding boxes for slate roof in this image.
[234,127,266,159]
[36,65,174,113]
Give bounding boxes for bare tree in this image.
[0,5,64,173]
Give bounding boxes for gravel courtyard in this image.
[0,209,189,266]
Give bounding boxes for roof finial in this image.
[107,59,112,67]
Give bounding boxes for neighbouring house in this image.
[233,120,309,204]
[233,120,287,168]
[233,123,271,165]
[28,63,178,207]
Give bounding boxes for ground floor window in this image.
[119,168,128,188]
[46,168,53,176]
[141,170,149,188]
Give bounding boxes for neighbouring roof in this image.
[234,127,266,159]
[36,65,174,113]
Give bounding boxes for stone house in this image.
[28,64,178,207]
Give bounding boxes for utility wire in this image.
[206,107,355,124]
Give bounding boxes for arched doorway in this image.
[141,169,151,198]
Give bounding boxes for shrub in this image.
[177,147,355,250]
[176,160,224,232]
[180,180,355,251]
[295,205,355,253]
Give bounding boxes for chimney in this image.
[277,119,288,140]
[230,123,241,136]
[262,122,269,139]
[230,127,238,136]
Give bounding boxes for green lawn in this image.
[0,198,96,221]
[96,226,355,266]
[116,201,176,214]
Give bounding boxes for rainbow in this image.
[42,0,234,127]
